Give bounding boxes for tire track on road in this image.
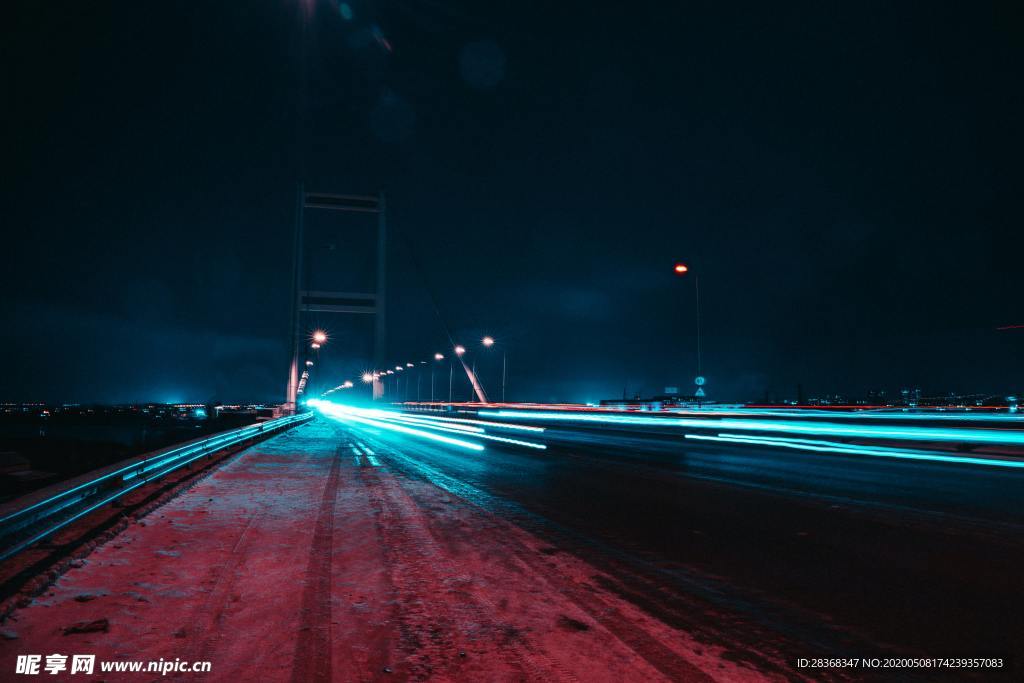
[369,442,791,681]
[358,464,557,681]
[185,507,264,668]
[289,448,343,683]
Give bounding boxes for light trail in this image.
[310,401,547,450]
[670,409,1024,423]
[480,410,1024,446]
[712,418,1024,446]
[364,411,547,450]
[310,400,484,452]
[382,414,486,433]
[685,434,1024,469]
[480,410,673,426]
[468,401,1022,421]
[401,412,546,432]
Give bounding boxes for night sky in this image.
[5,1,1022,404]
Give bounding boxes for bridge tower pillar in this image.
[285,187,387,412]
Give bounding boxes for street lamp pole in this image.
[452,345,466,402]
[674,263,704,400]
[695,274,702,377]
[432,353,444,402]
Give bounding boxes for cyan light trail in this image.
[402,413,546,432]
[666,408,1024,422]
[311,400,484,451]
[480,411,1024,446]
[389,414,487,433]
[375,412,548,449]
[685,434,1024,469]
[309,401,546,450]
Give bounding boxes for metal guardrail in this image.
[0,412,314,562]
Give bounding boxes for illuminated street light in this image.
[480,336,508,402]
[386,370,394,375]
[454,345,466,356]
[306,360,314,367]
[673,261,704,401]
[430,354,445,401]
[362,372,374,383]
[406,362,414,367]
[310,342,321,350]
[395,365,403,371]
[312,330,327,344]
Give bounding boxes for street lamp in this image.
[310,342,320,350]
[449,346,465,403]
[431,353,444,401]
[480,335,508,402]
[361,372,374,383]
[312,330,327,345]
[673,262,704,401]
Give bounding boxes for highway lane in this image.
[3,416,774,682]
[345,412,1024,672]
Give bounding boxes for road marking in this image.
[366,455,381,467]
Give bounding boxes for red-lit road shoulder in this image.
[0,418,783,682]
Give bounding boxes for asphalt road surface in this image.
[350,411,1024,677]
[3,413,1021,681]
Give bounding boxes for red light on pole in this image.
[674,263,689,274]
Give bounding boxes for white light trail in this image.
[480,411,1024,446]
[310,400,484,452]
[685,434,1024,469]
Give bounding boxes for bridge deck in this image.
[0,417,753,681]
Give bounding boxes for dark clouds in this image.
[4,1,1021,403]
